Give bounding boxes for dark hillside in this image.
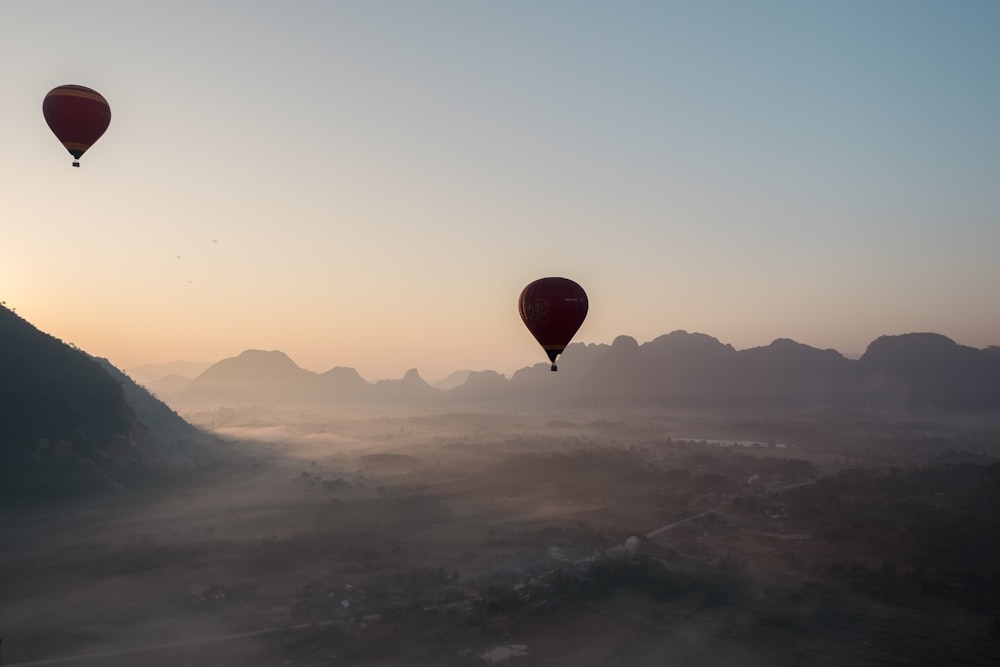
[0,305,214,498]
[0,306,127,447]
[0,306,130,496]
[96,358,213,466]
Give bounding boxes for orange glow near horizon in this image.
[2,3,999,381]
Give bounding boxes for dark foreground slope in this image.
[0,305,220,499]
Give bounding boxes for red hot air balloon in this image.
[518,277,588,371]
[43,85,111,167]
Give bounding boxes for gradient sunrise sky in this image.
[2,1,998,381]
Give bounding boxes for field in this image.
[3,407,1000,665]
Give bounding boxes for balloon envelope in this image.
[43,85,111,165]
[518,277,588,370]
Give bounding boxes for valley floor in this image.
[3,407,1000,665]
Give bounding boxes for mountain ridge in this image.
[151,331,1000,412]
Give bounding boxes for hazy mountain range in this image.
[135,332,1000,412]
[5,301,1000,496]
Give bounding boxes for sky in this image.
[2,1,998,382]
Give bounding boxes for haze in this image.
[2,1,998,381]
[5,398,1000,665]
[6,4,1000,661]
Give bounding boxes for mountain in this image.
[858,333,1000,410]
[505,332,842,408]
[180,353,438,406]
[182,349,321,404]
[317,366,371,400]
[371,369,441,402]
[494,331,998,412]
[0,305,216,498]
[450,370,512,403]
[165,330,1000,413]
[126,360,213,385]
[728,338,856,408]
[96,359,205,451]
[433,369,474,390]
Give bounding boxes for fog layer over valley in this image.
[5,304,1000,665]
[5,403,1000,666]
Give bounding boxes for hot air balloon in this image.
[43,85,111,167]
[518,277,588,371]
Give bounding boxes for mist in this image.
[4,400,1000,666]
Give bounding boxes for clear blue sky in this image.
[2,1,998,381]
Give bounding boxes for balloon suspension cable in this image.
[550,364,558,372]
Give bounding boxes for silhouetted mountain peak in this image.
[183,349,315,404]
[234,348,298,369]
[862,332,961,361]
[450,369,512,401]
[647,330,735,354]
[468,369,506,382]
[322,366,366,384]
[860,333,984,375]
[859,332,1000,410]
[612,335,639,350]
[196,349,305,382]
[769,337,807,350]
[746,338,847,364]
